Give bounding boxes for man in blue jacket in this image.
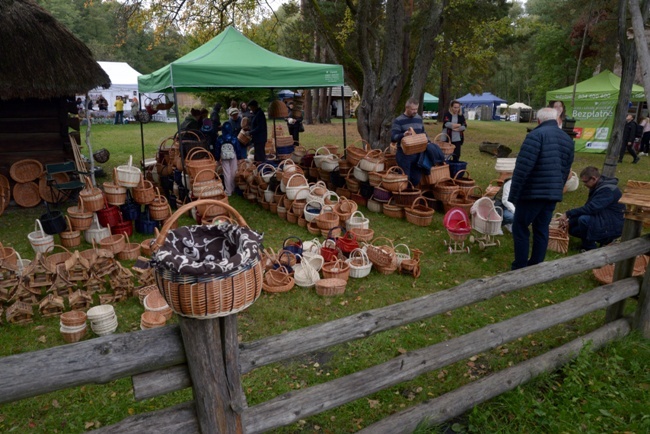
[558,167,624,251]
[509,107,575,270]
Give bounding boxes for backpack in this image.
[221,142,236,160]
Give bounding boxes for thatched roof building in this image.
[0,0,110,100]
[0,0,110,189]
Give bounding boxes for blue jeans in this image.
[568,214,615,250]
[114,111,124,125]
[501,208,514,225]
[511,199,556,270]
[396,143,445,186]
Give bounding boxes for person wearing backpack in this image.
[619,114,640,164]
[215,118,246,196]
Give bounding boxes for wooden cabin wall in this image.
[0,98,76,182]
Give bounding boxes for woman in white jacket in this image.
[493,178,515,233]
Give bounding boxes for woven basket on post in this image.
[150,199,264,318]
[116,155,141,188]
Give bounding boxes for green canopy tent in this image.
[546,70,645,153]
[137,26,345,166]
[423,92,439,111]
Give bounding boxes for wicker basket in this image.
[84,213,111,244]
[117,234,141,261]
[79,178,105,212]
[346,140,369,165]
[367,170,384,187]
[13,181,41,208]
[150,188,171,220]
[185,148,217,181]
[483,179,503,198]
[140,311,166,329]
[432,177,460,203]
[346,248,372,278]
[433,133,455,157]
[405,196,435,226]
[321,259,350,281]
[103,168,127,206]
[116,155,141,188]
[151,199,263,318]
[99,231,126,254]
[28,219,55,253]
[381,166,408,192]
[358,149,385,173]
[133,174,156,205]
[547,214,569,254]
[383,197,404,219]
[315,211,339,230]
[471,197,503,235]
[401,131,428,155]
[349,227,374,243]
[444,189,475,214]
[60,216,82,248]
[394,182,421,207]
[592,255,649,284]
[262,268,295,293]
[10,159,43,183]
[366,236,397,268]
[315,278,347,296]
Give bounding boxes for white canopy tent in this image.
[507,102,533,122]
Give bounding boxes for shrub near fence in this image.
[1,230,649,433]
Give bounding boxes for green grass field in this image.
[0,119,648,433]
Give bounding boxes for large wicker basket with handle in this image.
[151,199,264,319]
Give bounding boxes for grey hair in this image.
[405,97,419,107]
[537,107,559,123]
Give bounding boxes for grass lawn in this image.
[0,119,648,433]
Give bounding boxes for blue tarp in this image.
[457,92,507,120]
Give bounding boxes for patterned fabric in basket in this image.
[151,222,263,276]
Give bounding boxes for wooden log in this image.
[606,219,643,322]
[0,326,185,404]
[132,365,192,401]
[179,316,242,434]
[241,279,639,433]
[93,401,199,434]
[635,262,650,338]
[358,318,631,434]
[131,237,650,401]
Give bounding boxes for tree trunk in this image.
[603,0,639,178]
[628,0,650,110]
[438,65,451,124]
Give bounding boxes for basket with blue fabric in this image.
[151,200,264,318]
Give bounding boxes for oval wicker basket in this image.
[346,140,369,166]
[13,181,41,208]
[315,278,347,296]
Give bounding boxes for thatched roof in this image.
[0,0,110,101]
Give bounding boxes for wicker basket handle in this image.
[433,133,450,144]
[386,166,405,176]
[186,147,214,161]
[283,236,302,248]
[453,169,471,181]
[398,180,416,193]
[159,135,175,151]
[372,236,394,248]
[315,147,331,156]
[364,149,383,159]
[34,219,46,237]
[394,243,411,258]
[410,196,428,210]
[175,129,202,144]
[349,248,369,265]
[152,199,248,252]
[64,215,73,232]
[352,139,369,151]
[350,210,366,220]
[193,168,218,181]
[45,244,72,256]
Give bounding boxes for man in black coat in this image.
[558,166,624,251]
[619,114,640,164]
[509,107,575,270]
[248,100,268,163]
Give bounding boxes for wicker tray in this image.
[10,159,43,183]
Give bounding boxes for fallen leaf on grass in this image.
[367,399,380,408]
[37,335,46,343]
[397,348,407,354]
[51,399,60,408]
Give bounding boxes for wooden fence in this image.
[1,227,649,433]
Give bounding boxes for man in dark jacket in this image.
[619,114,640,164]
[509,107,575,270]
[558,167,624,251]
[248,100,268,163]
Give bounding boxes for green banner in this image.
[567,100,617,152]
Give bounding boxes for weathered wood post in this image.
[635,257,650,338]
[179,314,246,433]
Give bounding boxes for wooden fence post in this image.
[635,251,650,338]
[179,314,245,433]
[605,218,643,323]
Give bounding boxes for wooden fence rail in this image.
[0,235,648,433]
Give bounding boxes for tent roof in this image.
[424,92,438,103]
[546,69,645,101]
[509,102,531,109]
[138,26,344,93]
[457,92,506,108]
[98,61,141,87]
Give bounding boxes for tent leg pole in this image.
[341,86,347,153]
[172,88,187,191]
[139,92,145,171]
